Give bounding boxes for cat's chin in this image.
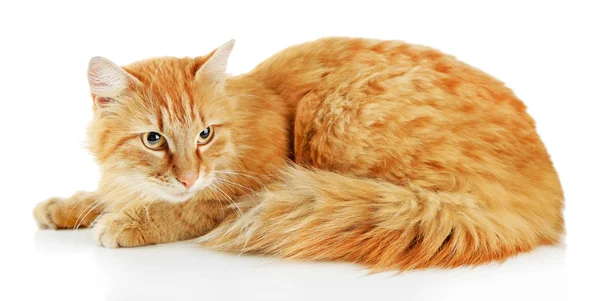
[151,189,197,203]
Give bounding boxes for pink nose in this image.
[177,173,199,189]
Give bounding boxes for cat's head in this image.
[85,40,281,203]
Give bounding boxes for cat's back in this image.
[253,37,526,114]
[250,37,560,201]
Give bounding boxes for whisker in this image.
[215,176,254,193]
[73,180,125,229]
[211,182,243,218]
[84,176,146,229]
[212,170,269,190]
[212,171,257,192]
[63,192,89,229]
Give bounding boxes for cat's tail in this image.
[198,166,563,270]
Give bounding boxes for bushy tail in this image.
[198,166,562,270]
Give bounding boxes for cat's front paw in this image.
[33,191,102,229]
[94,212,156,248]
[33,197,67,229]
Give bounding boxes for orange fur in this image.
[34,37,563,270]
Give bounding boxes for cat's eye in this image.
[142,132,166,150]
[197,126,214,145]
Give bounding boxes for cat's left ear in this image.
[195,39,235,86]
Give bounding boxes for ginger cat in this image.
[34,37,563,270]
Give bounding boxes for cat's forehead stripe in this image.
[123,57,218,129]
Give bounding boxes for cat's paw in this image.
[94,213,155,248]
[33,197,66,229]
[33,191,102,229]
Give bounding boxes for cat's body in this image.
[34,37,563,270]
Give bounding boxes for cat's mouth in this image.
[152,174,215,203]
[141,171,216,203]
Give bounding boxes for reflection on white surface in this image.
[32,230,566,301]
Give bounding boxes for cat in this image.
[33,37,563,270]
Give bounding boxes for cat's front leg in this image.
[34,191,104,229]
[94,198,227,248]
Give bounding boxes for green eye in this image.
[198,126,214,145]
[142,132,166,149]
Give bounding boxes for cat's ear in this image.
[195,39,235,85]
[87,56,137,108]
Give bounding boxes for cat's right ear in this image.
[195,39,235,87]
[87,56,137,108]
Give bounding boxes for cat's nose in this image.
[177,173,199,189]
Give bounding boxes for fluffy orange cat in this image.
[33,37,563,270]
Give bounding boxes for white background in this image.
[0,1,598,300]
